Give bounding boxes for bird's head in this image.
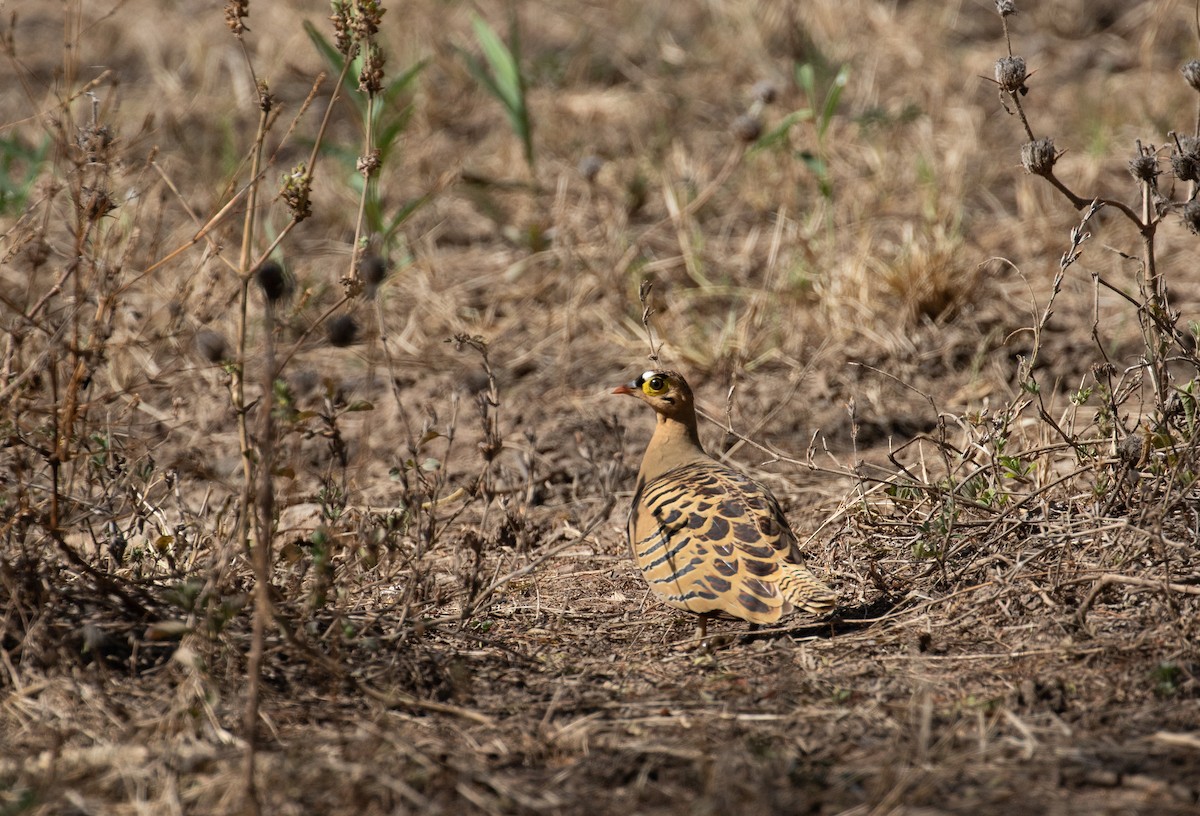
[612,369,696,423]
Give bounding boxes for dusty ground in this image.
[2,1,1199,814]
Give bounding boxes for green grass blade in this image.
[819,66,849,140]
[749,109,813,154]
[471,15,520,110]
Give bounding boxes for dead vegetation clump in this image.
[1,1,1199,814]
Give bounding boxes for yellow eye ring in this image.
[642,373,668,395]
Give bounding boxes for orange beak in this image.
[612,383,636,396]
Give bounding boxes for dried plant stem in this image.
[276,294,353,371]
[636,279,662,362]
[144,168,258,276]
[1076,573,1200,628]
[242,295,278,812]
[997,13,1182,427]
[143,75,320,280]
[460,501,614,622]
[1005,89,1036,142]
[236,62,352,283]
[352,94,378,275]
[235,98,271,814]
[1000,12,1014,57]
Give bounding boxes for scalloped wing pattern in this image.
[629,460,836,624]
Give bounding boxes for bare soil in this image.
[2,1,1198,814]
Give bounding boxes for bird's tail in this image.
[778,563,837,616]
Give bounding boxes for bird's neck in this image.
[637,412,707,483]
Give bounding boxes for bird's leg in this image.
[695,613,710,642]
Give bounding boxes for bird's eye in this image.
[643,375,668,395]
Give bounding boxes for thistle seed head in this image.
[1182,199,1200,235]
[1128,153,1159,184]
[994,56,1028,95]
[1021,137,1057,176]
[254,260,289,303]
[359,254,388,298]
[328,315,359,347]
[1171,136,1200,183]
[195,329,229,363]
[80,186,117,220]
[1183,60,1200,92]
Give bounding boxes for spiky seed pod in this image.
[732,114,762,143]
[994,56,1028,95]
[1128,153,1159,184]
[195,329,229,363]
[359,254,388,298]
[1171,136,1200,182]
[80,186,116,220]
[1183,60,1200,92]
[1021,137,1057,176]
[328,315,359,347]
[1117,432,1144,468]
[995,0,1017,16]
[1182,200,1200,235]
[254,260,289,303]
[752,80,778,105]
[76,123,114,164]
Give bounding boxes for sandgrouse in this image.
[614,369,836,638]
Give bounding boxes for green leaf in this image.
[463,13,534,170]
[799,150,827,177]
[472,15,520,108]
[749,109,813,154]
[377,105,415,160]
[303,21,345,75]
[303,21,358,104]
[795,63,815,99]
[383,193,432,243]
[819,65,850,140]
[383,58,428,106]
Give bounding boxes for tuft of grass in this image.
[460,11,535,174]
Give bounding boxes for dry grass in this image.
[2,1,1199,814]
